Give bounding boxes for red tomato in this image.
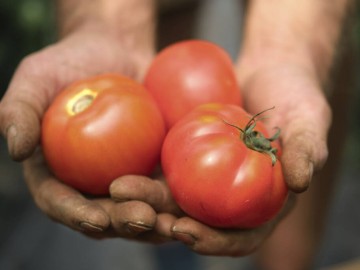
[42,74,166,195]
[161,103,288,228]
[144,40,242,129]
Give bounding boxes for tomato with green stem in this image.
[42,74,166,195]
[161,103,288,228]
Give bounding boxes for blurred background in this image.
[1,0,360,269]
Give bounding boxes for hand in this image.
[110,174,295,256]
[236,57,331,193]
[24,149,176,242]
[0,24,152,160]
[110,51,330,256]
[0,25,170,242]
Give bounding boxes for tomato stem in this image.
[66,88,98,116]
[223,107,280,166]
[73,95,94,113]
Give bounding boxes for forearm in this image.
[237,0,353,83]
[55,0,156,53]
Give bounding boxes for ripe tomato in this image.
[144,40,242,129]
[161,103,288,228]
[42,74,166,195]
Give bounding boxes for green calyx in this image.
[223,107,280,166]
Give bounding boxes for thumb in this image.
[237,65,332,193]
[280,103,331,192]
[0,55,57,161]
[0,99,41,161]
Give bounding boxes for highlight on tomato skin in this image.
[144,39,242,129]
[161,103,288,229]
[41,73,166,195]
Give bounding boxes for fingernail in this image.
[112,197,130,203]
[126,222,153,234]
[306,161,314,186]
[308,161,314,178]
[6,125,17,138]
[172,229,196,246]
[6,125,17,153]
[80,222,104,233]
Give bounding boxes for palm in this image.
[0,28,168,241]
[239,64,331,192]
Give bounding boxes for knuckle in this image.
[17,49,53,77]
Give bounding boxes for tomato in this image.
[144,40,242,129]
[161,103,288,228]
[42,74,166,195]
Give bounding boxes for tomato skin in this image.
[42,74,166,195]
[161,103,288,228]
[144,40,242,129]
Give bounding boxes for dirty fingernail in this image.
[172,230,196,246]
[112,197,130,203]
[6,125,17,153]
[80,222,104,233]
[6,125,17,138]
[126,222,153,234]
[308,161,314,180]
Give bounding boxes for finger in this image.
[0,53,59,161]
[108,200,156,236]
[110,175,182,215]
[134,213,177,244]
[23,149,111,233]
[280,99,331,192]
[154,213,178,239]
[95,199,176,243]
[171,217,268,257]
[171,194,296,257]
[0,96,42,161]
[239,67,331,192]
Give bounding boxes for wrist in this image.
[236,0,352,86]
[56,0,156,57]
[236,43,317,86]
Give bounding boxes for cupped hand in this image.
[111,174,295,256]
[236,60,331,193]
[24,149,176,242]
[0,25,152,160]
[0,25,173,242]
[110,54,331,255]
